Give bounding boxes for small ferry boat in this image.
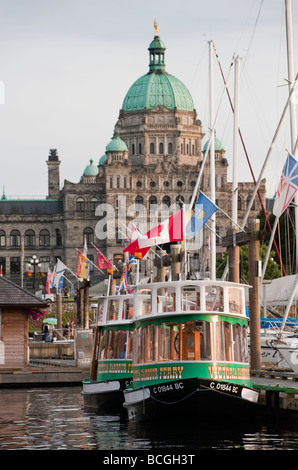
[82,292,134,408]
[123,279,259,422]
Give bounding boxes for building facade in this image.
[0,27,266,290]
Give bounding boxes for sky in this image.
[0,0,297,199]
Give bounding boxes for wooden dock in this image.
[0,361,89,388]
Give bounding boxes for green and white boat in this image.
[82,292,134,409]
[123,279,259,422]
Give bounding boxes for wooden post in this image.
[227,226,239,283]
[171,245,181,281]
[248,218,261,372]
[56,293,63,357]
[83,282,90,329]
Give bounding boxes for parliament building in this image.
[0,27,266,290]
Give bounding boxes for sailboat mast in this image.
[209,41,216,280]
[232,56,240,225]
[285,0,298,271]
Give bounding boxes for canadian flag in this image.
[123,210,183,256]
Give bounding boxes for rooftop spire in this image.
[148,22,166,73]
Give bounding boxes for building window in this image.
[150,181,156,188]
[159,142,164,154]
[162,196,171,208]
[164,181,170,187]
[89,197,98,212]
[132,144,135,155]
[135,196,144,205]
[238,196,242,211]
[124,177,127,189]
[139,143,142,154]
[10,230,21,247]
[168,143,173,154]
[25,229,36,247]
[39,229,50,246]
[0,230,5,247]
[10,256,20,274]
[150,143,154,154]
[76,197,85,211]
[117,176,120,189]
[246,195,255,210]
[55,229,62,247]
[176,195,184,208]
[84,227,94,245]
[40,256,50,273]
[0,257,5,275]
[149,196,157,207]
[136,181,142,188]
[110,177,113,189]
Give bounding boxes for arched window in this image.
[238,196,242,211]
[136,181,142,188]
[168,142,173,154]
[176,195,184,208]
[39,229,50,246]
[132,144,135,155]
[162,196,171,208]
[90,197,98,212]
[138,143,142,154]
[25,229,35,247]
[83,227,94,245]
[0,230,6,247]
[76,197,85,211]
[150,181,156,188]
[149,195,157,207]
[159,142,164,154]
[135,196,144,205]
[150,143,155,154]
[177,181,183,188]
[10,229,21,247]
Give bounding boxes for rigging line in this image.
[213,45,287,277]
[241,0,264,72]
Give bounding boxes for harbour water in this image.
[0,385,297,451]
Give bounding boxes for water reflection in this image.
[0,386,297,450]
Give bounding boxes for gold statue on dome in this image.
[154,20,159,35]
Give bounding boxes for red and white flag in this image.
[123,210,183,256]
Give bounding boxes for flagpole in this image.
[91,242,118,271]
[199,190,245,232]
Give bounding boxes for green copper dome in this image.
[105,127,128,152]
[203,132,225,152]
[122,28,194,112]
[98,154,107,166]
[83,159,99,177]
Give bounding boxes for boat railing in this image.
[133,280,247,319]
[96,294,134,325]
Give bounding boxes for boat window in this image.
[106,300,119,321]
[122,298,134,320]
[97,299,105,323]
[228,287,243,314]
[157,288,176,313]
[206,286,224,312]
[210,322,225,360]
[139,291,152,315]
[181,286,198,311]
[99,329,128,359]
[134,327,144,364]
[144,325,155,362]
[159,324,171,360]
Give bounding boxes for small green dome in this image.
[83,159,99,177]
[105,128,128,152]
[98,154,107,166]
[122,30,194,112]
[203,132,225,152]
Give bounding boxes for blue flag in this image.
[186,193,218,236]
[50,259,66,290]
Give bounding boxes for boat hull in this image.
[82,377,132,409]
[123,377,259,423]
